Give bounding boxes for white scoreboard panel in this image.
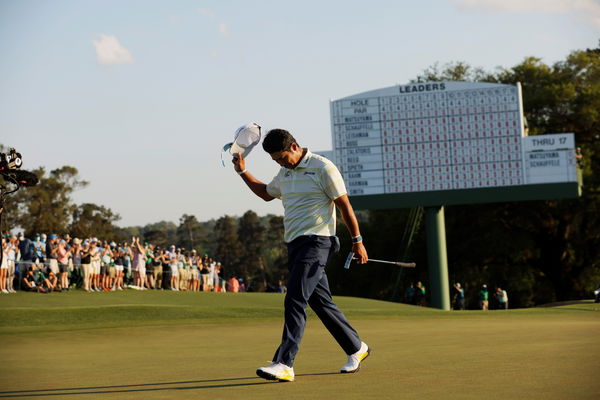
[330,82,526,196]
[523,133,577,184]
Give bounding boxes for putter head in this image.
[343,252,354,270]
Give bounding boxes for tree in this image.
[213,215,242,279]
[238,210,267,290]
[176,214,208,252]
[143,229,169,248]
[415,61,494,83]
[69,203,121,240]
[141,221,177,247]
[6,166,88,236]
[262,215,288,287]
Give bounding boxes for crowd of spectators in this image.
[403,281,509,310]
[1,232,246,294]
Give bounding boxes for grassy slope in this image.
[0,292,598,400]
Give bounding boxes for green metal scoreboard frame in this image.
[329,81,582,310]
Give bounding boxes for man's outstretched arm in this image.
[232,153,275,202]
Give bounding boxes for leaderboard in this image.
[330,82,526,196]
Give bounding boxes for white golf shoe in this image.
[256,362,295,382]
[340,341,371,373]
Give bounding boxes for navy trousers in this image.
[272,235,362,367]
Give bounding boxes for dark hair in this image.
[262,129,297,154]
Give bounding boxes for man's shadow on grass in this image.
[0,373,339,398]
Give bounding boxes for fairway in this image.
[0,292,598,399]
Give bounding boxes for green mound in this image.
[1,291,598,334]
[0,291,438,333]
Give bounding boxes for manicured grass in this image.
[0,292,598,399]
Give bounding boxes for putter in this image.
[344,252,416,269]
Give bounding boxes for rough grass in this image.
[0,292,598,399]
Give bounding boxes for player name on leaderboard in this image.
[330,81,525,196]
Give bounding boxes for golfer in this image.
[232,128,370,382]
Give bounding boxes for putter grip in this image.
[343,252,354,269]
[397,262,416,268]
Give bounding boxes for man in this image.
[22,267,49,293]
[478,284,489,310]
[45,234,60,276]
[495,287,508,310]
[232,128,370,382]
[452,282,465,310]
[415,281,426,306]
[33,234,46,268]
[188,249,199,292]
[18,233,35,279]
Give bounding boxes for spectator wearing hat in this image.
[200,255,210,292]
[46,234,60,276]
[217,263,224,291]
[33,234,46,268]
[478,285,489,310]
[113,245,125,290]
[167,245,179,291]
[151,247,163,290]
[452,282,465,310]
[80,240,93,292]
[18,233,35,285]
[188,250,200,292]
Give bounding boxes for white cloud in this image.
[92,34,135,66]
[451,0,600,29]
[218,22,229,36]
[197,8,230,36]
[198,8,216,19]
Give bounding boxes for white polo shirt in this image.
[266,149,347,243]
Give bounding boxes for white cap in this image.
[228,123,261,158]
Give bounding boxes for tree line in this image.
[3,44,599,307]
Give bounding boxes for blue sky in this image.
[1,0,598,227]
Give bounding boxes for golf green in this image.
[0,292,598,399]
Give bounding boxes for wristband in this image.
[237,169,247,175]
[351,235,363,243]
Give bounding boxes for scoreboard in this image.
[330,81,581,207]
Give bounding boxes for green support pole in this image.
[425,206,450,310]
